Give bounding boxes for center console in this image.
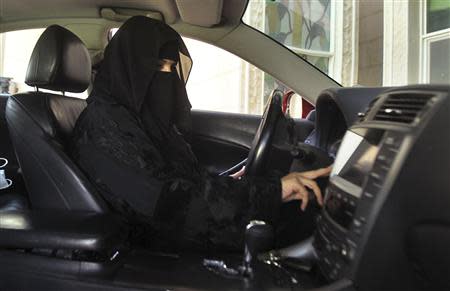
[311,86,450,290]
[314,128,403,280]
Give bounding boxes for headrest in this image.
[25,25,91,93]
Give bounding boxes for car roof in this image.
[0,0,246,31]
[2,0,181,24]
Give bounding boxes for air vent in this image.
[373,93,433,124]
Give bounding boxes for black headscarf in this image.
[89,16,193,136]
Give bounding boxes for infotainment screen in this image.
[326,129,384,229]
[331,130,383,194]
[331,131,364,178]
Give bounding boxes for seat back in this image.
[6,25,108,212]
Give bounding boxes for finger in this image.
[230,166,246,179]
[299,166,333,179]
[284,178,309,202]
[295,177,309,197]
[301,178,323,205]
[293,178,309,210]
[299,190,309,211]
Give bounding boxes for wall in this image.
[358,0,384,86]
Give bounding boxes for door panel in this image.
[191,110,260,174]
[190,109,315,175]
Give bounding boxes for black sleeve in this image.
[71,103,283,251]
[152,171,282,251]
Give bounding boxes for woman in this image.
[71,16,331,251]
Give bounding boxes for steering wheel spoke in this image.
[245,89,284,176]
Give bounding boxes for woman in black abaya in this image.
[70,16,331,251]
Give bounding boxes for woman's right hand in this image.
[281,166,332,211]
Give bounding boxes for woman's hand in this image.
[230,166,246,180]
[281,166,332,211]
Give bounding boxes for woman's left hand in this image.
[230,166,246,180]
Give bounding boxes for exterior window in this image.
[422,0,450,84]
[0,29,45,94]
[243,0,333,75]
[427,0,450,33]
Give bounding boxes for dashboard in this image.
[309,85,450,291]
[290,87,388,174]
[307,87,388,153]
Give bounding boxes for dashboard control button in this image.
[384,133,404,148]
[348,247,356,260]
[346,239,357,248]
[363,191,374,199]
[377,153,387,161]
[330,268,338,279]
[379,164,391,172]
[353,219,363,227]
[387,147,399,154]
[370,172,383,180]
[384,136,396,145]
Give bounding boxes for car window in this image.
[0,29,45,94]
[183,37,304,117]
[0,28,88,98]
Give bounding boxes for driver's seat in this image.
[6,25,108,212]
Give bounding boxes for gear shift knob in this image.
[242,220,274,274]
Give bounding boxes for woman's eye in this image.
[159,64,172,72]
[157,59,178,73]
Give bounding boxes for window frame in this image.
[420,0,450,83]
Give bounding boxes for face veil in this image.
[89,16,193,136]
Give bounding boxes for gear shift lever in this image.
[241,220,274,276]
[203,220,274,279]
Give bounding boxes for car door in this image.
[190,110,315,175]
[190,110,260,174]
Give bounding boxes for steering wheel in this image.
[245,89,284,176]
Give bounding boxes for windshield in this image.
[243,0,450,87]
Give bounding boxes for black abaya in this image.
[70,16,314,251]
